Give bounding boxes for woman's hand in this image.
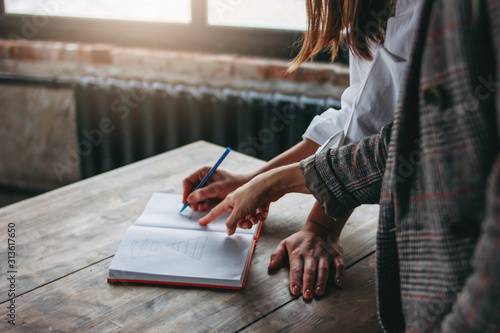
[182,167,252,212]
[198,173,282,235]
[199,163,310,235]
[183,138,319,214]
[268,220,345,300]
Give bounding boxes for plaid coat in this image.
[300,0,500,331]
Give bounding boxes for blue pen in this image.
[180,147,231,213]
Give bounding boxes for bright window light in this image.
[207,0,306,31]
[4,0,192,24]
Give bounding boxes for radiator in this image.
[74,77,340,178]
[0,72,340,179]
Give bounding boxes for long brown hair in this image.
[290,0,393,71]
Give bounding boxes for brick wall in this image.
[0,39,349,192]
[0,39,349,97]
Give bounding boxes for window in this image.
[4,0,192,23]
[207,0,306,31]
[0,0,341,61]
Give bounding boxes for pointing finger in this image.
[198,200,232,226]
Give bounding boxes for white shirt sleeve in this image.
[302,0,422,149]
[302,52,370,146]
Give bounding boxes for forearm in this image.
[301,122,392,218]
[304,201,352,238]
[257,162,311,198]
[251,139,320,178]
[200,162,311,232]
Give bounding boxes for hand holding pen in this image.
[180,147,231,213]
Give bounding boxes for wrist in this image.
[303,219,341,239]
[305,202,351,238]
[240,171,255,184]
[264,163,309,197]
[247,170,261,181]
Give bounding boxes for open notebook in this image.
[108,193,261,289]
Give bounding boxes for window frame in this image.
[0,0,345,62]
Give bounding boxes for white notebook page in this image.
[109,226,254,286]
[109,192,259,287]
[135,193,258,235]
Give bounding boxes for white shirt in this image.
[303,0,422,151]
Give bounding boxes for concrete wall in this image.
[0,85,79,191]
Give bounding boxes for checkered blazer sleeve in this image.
[300,122,392,218]
[440,0,500,331]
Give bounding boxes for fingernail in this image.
[336,278,342,286]
[304,288,312,299]
[315,286,323,296]
[292,286,300,295]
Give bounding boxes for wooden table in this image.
[0,141,382,332]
